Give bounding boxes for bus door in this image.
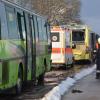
[16,9,36,81]
[24,13,36,80]
[30,15,36,80]
[16,10,28,81]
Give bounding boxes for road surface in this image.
[62,72,100,100]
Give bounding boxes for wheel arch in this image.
[18,62,24,81]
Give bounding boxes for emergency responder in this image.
[96,37,100,79]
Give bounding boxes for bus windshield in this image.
[72,30,85,41]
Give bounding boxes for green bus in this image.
[0,0,51,94]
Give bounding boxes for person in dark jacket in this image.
[96,38,100,79]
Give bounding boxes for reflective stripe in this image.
[52,48,72,54]
[52,48,61,53]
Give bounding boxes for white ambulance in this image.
[51,26,74,69]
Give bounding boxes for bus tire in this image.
[38,73,44,85]
[15,67,23,95]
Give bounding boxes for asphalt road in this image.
[62,71,100,100]
[0,63,91,100]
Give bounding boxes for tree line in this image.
[8,0,81,25]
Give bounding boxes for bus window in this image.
[46,25,50,43]
[42,19,47,41]
[0,2,8,39]
[72,30,85,41]
[21,14,26,40]
[37,17,44,41]
[6,6,18,39]
[17,12,24,40]
[31,15,35,42]
[24,13,31,41]
[34,16,39,42]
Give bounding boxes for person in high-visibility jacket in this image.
[96,42,99,50]
[96,38,100,79]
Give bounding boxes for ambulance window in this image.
[72,30,85,41]
[51,32,59,42]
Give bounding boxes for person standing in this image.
[96,38,100,79]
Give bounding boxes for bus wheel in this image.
[16,67,23,95]
[38,73,44,85]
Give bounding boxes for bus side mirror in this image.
[72,43,76,49]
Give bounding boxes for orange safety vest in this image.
[96,42,99,49]
[96,43,100,49]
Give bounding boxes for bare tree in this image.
[7,0,81,25]
[32,0,81,25]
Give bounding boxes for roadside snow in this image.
[74,65,96,81]
[42,64,96,100]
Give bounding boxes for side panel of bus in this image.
[0,2,26,89]
[0,1,51,90]
[35,16,51,77]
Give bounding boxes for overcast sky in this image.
[80,0,100,34]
